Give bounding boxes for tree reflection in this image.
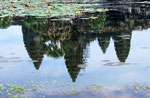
[0,17,12,29]
[45,41,64,58]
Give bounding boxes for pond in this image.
[0,1,150,98]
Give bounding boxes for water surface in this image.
[0,1,150,97]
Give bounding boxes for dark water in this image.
[0,1,150,98]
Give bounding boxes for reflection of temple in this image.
[113,32,131,62]
[103,10,132,62]
[63,36,87,82]
[62,31,93,82]
[3,3,150,82]
[22,24,46,70]
[98,34,111,54]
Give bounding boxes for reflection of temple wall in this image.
[12,17,23,26]
[22,25,46,70]
[47,21,71,41]
[123,8,150,30]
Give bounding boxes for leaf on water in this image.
[146,86,150,89]
[52,80,57,83]
[134,91,138,93]
[8,93,11,95]
[93,84,102,89]
[135,87,139,90]
[76,10,81,14]
[62,83,69,87]
[0,84,4,88]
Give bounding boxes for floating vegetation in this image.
[92,84,102,89]
[9,85,25,93]
[0,57,22,63]
[0,80,150,97]
[62,83,70,87]
[71,89,83,94]
[0,83,26,97]
[0,84,4,89]
[0,80,102,97]
[0,0,106,18]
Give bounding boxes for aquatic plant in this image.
[9,85,25,93]
[0,0,105,17]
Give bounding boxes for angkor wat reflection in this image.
[0,4,150,82]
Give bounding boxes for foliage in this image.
[0,17,12,29]
[45,41,64,58]
[88,13,106,29]
[24,16,48,33]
